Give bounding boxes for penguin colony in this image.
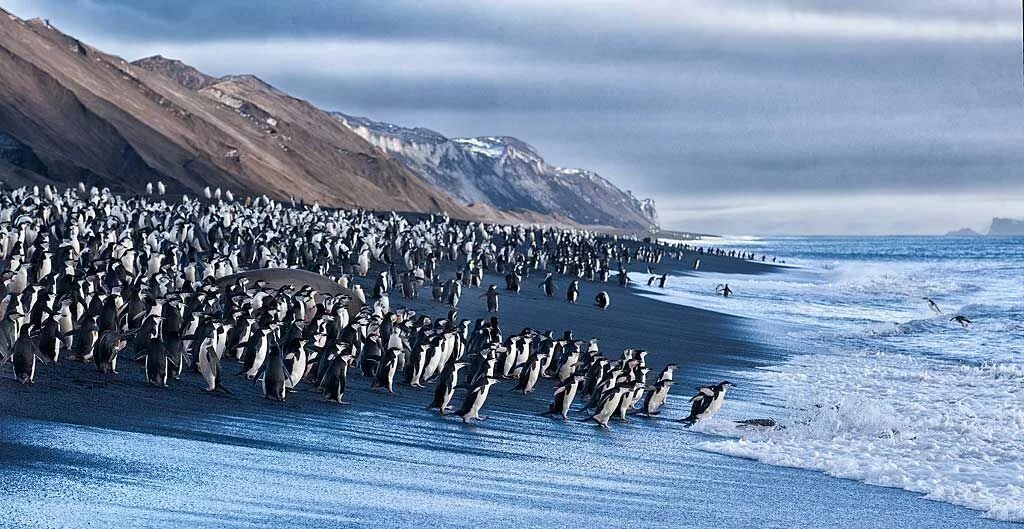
[0,183,737,428]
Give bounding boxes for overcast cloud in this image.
[5,0,1022,234]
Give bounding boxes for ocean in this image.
[640,236,1024,522]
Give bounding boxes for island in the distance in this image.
[946,218,1024,237]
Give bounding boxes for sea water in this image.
[639,236,1024,521]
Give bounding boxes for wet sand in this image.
[0,253,1014,528]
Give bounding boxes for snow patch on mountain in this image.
[335,113,658,229]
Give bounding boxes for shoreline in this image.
[1,255,1016,528]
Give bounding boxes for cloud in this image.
[3,0,1022,234]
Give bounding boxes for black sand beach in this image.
[0,253,1015,528]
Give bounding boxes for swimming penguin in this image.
[950,315,972,328]
[595,291,610,310]
[567,280,579,304]
[681,381,735,425]
[93,330,126,374]
[482,285,499,313]
[542,375,586,419]
[428,361,470,415]
[926,298,942,314]
[642,379,675,416]
[455,377,499,423]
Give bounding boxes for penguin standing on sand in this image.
[642,379,674,416]
[586,384,634,428]
[567,280,579,304]
[428,361,469,415]
[455,377,499,423]
[198,342,229,393]
[595,291,610,310]
[681,381,735,424]
[320,347,355,403]
[70,315,99,362]
[37,314,63,364]
[371,347,401,395]
[657,363,678,383]
[93,330,125,374]
[260,344,288,401]
[542,375,586,420]
[141,330,170,387]
[482,285,499,313]
[540,273,556,297]
[8,329,44,384]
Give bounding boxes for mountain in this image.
[0,12,471,216]
[988,218,1024,236]
[336,113,658,230]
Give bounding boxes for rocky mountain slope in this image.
[0,11,470,215]
[336,114,658,229]
[988,218,1024,236]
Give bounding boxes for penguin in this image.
[681,381,735,424]
[446,279,461,309]
[0,310,23,364]
[240,328,272,379]
[540,273,556,297]
[542,375,586,420]
[950,315,972,328]
[926,298,942,314]
[8,329,44,384]
[320,347,355,404]
[455,377,499,423]
[197,342,230,393]
[142,332,170,387]
[428,361,470,415]
[595,291,610,310]
[37,313,64,363]
[566,280,579,304]
[70,315,99,362]
[642,379,674,416]
[371,346,400,395]
[260,344,288,401]
[514,350,546,395]
[93,330,126,374]
[657,363,678,383]
[585,384,634,428]
[482,285,499,313]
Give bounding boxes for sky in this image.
[5,0,1023,234]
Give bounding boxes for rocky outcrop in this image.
[337,114,659,230]
[988,218,1024,236]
